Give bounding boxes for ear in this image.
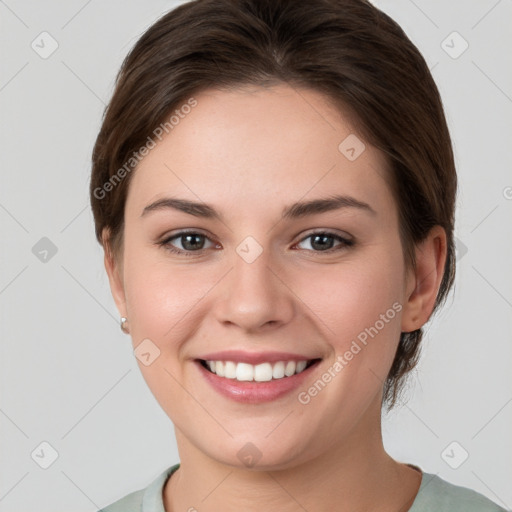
[401,225,447,333]
[102,228,127,318]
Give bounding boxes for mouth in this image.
[197,358,321,382]
[194,355,322,403]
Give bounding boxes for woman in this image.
[90,0,506,510]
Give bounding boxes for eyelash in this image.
[157,230,354,256]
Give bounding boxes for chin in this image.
[200,434,312,472]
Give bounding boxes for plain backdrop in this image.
[0,1,511,510]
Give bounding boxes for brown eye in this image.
[176,233,207,251]
[296,231,354,253]
[160,231,217,255]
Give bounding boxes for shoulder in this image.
[98,489,144,512]
[97,464,180,512]
[410,472,508,512]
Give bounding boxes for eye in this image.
[158,229,353,256]
[159,231,218,255]
[295,231,354,253]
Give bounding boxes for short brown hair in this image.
[90,0,457,407]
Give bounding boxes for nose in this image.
[214,246,295,333]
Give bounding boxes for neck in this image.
[163,398,421,512]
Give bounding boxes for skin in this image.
[103,84,447,511]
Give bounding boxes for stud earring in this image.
[120,317,130,334]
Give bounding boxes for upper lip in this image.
[196,350,322,365]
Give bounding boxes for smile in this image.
[195,355,322,403]
[199,359,318,382]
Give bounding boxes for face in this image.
[107,84,418,469]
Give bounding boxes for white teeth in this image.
[272,361,285,379]
[296,360,307,373]
[215,361,225,377]
[224,361,237,379]
[204,359,312,381]
[254,362,273,382]
[236,362,254,381]
[284,361,296,377]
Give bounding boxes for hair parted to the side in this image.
[90,0,457,408]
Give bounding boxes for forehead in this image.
[126,85,394,220]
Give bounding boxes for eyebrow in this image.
[140,194,376,220]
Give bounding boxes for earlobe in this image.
[102,228,127,318]
[401,226,447,333]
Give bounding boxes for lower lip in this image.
[195,360,320,404]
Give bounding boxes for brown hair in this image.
[90,0,457,407]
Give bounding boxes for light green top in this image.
[98,463,508,512]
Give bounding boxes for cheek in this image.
[295,250,405,377]
[290,255,405,425]
[121,235,196,328]
[307,255,402,326]
[124,264,208,343]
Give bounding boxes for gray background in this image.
[1,0,511,510]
